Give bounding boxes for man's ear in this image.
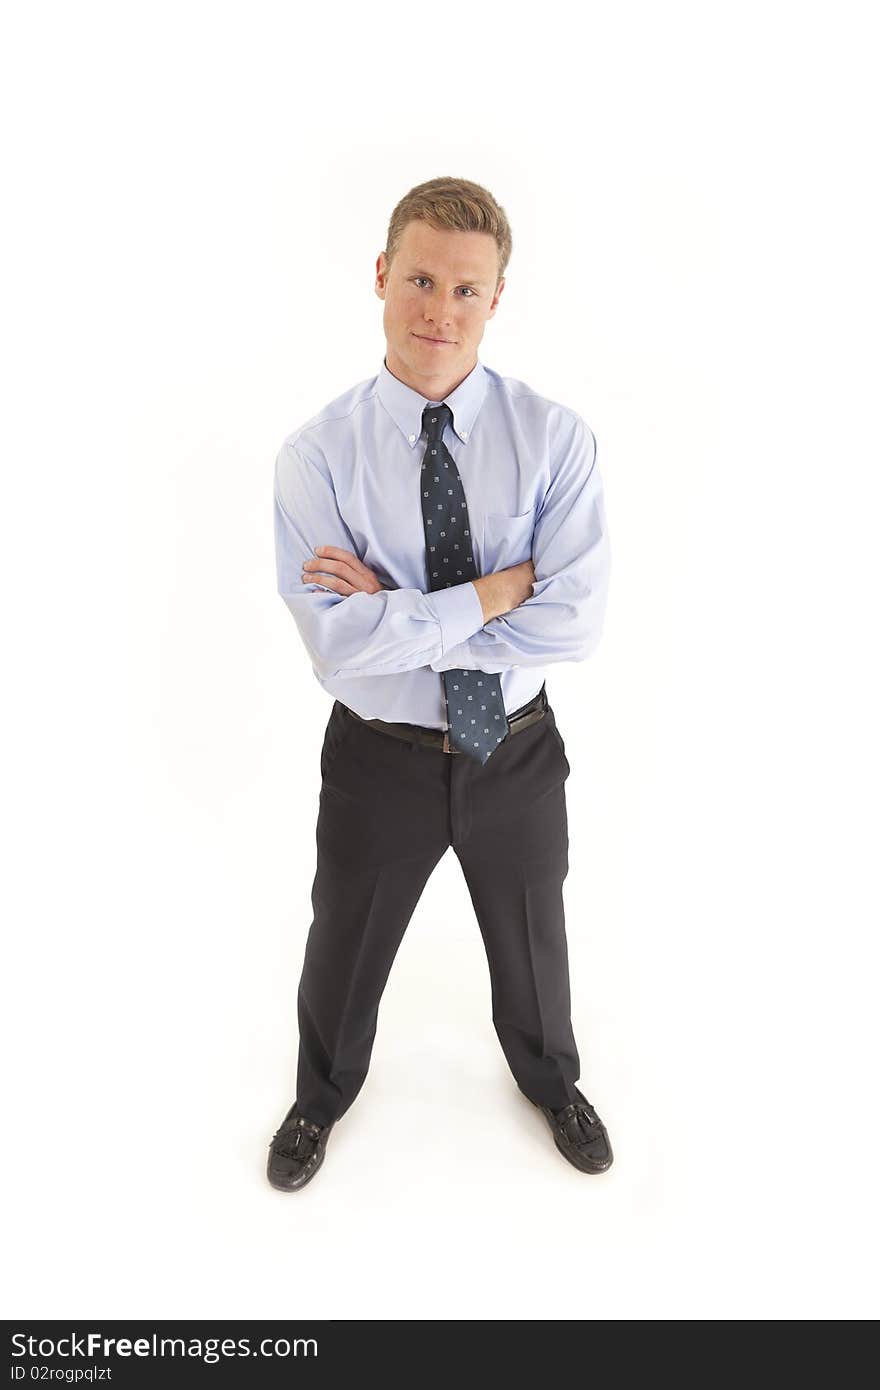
[487,277,505,317]
[374,251,387,299]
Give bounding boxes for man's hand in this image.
[302,545,392,595]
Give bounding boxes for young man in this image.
[269,176,612,1190]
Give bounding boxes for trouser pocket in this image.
[320,702,353,781]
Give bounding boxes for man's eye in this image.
[413,277,475,297]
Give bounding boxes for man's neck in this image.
[383,351,477,402]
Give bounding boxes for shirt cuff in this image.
[425,581,485,653]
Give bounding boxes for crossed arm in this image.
[300,546,534,625]
[274,415,609,679]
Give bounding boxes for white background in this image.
[3,0,878,1320]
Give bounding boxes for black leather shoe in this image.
[529,1086,614,1174]
[267,1102,333,1191]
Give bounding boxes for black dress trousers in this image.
[294,690,582,1127]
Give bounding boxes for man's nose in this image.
[423,291,456,321]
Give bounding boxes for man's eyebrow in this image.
[407,266,490,289]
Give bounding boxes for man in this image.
[269,176,612,1191]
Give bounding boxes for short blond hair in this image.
[383,176,512,291]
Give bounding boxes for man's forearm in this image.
[472,573,516,624]
[379,564,534,625]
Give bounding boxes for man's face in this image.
[375,219,504,397]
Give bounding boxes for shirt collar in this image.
[376,355,489,448]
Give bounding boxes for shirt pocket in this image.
[481,506,536,569]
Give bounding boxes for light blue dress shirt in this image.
[273,356,611,729]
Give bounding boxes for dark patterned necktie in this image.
[419,401,509,765]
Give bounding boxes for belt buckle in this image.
[442,730,452,753]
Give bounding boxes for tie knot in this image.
[423,402,452,442]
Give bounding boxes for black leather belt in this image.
[345,683,548,753]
